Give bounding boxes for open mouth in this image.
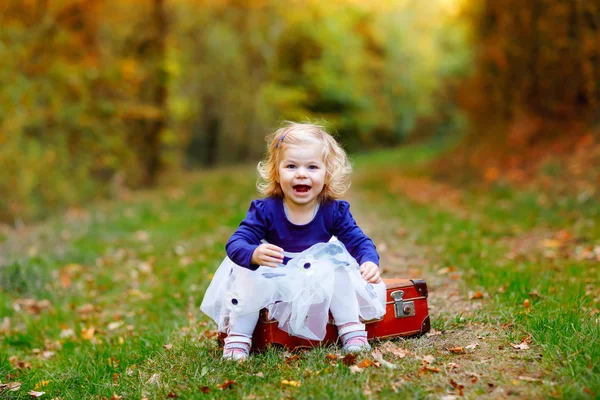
[293,185,311,194]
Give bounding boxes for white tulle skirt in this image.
[200,240,386,341]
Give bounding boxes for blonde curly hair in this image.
[257,122,352,203]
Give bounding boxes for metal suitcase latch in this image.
[390,290,415,318]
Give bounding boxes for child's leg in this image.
[329,267,361,325]
[329,268,371,352]
[223,311,259,361]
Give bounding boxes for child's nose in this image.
[295,167,308,177]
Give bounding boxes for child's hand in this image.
[251,244,284,268]
[359,261,381,283]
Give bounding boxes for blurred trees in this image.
[0,0,468,222]
[461,0,599,146]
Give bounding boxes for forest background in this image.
[1,0,599,224]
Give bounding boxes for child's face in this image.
[278,142,326,209]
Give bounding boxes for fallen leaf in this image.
[163,343,173,350]
[465,343,479,350]
[511,342,530,350]
[379,341,411,357]
[199,387,211,394]
[349,365,364,374]
[60,328,75,339]
[167,392,178,398]
[341,353,358,366]
[325,354,339,361]
[357,359,379,368]
[284,355,301,365]
[470,291,484,300]
[4,382,22,391]
[34,381,49,390]
[450,379,465,396]
[518,376,541,383]
[108,321,124,331]
[422,354,435,364]
[371,350,396,369]
[81,327,96,340]
[28,391,45,398]
[281,380,301,387]
[254,372,264,378]
[523,299,531,308]
[146,374,160,385]
[422,365,441,373]
[426,329,443,337]
[216,380,236,390]
[448,347,464,354]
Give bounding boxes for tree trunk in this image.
[141,0,168,186]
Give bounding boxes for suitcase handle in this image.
[390,290,416,318]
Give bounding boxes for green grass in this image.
[1,145,598,399]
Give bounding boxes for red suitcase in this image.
[220,278,430,352]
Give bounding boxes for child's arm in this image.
[332,201,380,280]
[225,200,283,270]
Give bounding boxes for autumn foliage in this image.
[448,0,600,181]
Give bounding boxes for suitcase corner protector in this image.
[420,315,431,335]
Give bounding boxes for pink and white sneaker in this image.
[222,335,251,361]
[338,323,371,353]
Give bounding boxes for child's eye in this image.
[308,165,319,170]
[286,164,296,169]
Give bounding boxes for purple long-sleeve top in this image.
[226,197,379,270]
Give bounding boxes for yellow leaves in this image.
[280,379,301,387]
[81,327,96,340]
[34,381,49,390]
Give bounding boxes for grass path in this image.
[1,144,598,399]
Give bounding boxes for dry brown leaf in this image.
[470,291,484,300]
[426,329,443,337]
[110,394,122,400]
[163,343,173,350]
[379,341,412,357]
[423,365,441,373]
[284,355,301,365]
[357,359,380,369]
[511,342,530,350]
[9,356,31,369]
[448,347,464,354]
[341,353,358,366]
[349,365,364,374]
[2,382,22,391]
[450,379,465,396]
[217,380,236,390]
[518,376,541,383]
[422,354,435,364]
[199,386,211,394]
[523,299,531,308]
[325,354,339,360]
[167,392,179,398]
[28,391,45,398]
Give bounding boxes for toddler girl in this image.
[201,122,386,360]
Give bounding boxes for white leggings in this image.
[228,268,386,338]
